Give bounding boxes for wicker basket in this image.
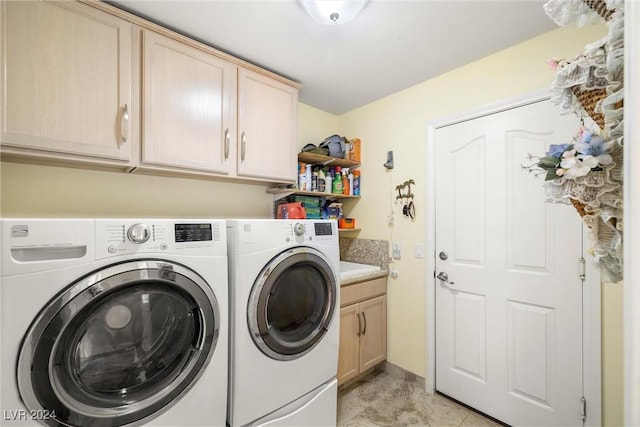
[571,86,607,130]
[570,198,589,218]
[582,0,614,20]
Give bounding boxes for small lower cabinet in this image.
[337,277,387,385]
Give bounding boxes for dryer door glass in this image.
[17,260,219,427]
[248,247,337,360]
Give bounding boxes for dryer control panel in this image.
[227,219,338,255]
[286,221,337,244]
[96,219,225,259]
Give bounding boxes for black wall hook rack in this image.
[395,179,416,219]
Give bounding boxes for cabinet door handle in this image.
[241,131,246,162]
[121,104,129,144]
[362,312,367,336]
[224,128,230,160]
[356,311,362,337]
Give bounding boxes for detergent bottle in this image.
[318,168,326,193]
[353,170,360,196]
[298,163,306,191]
[342,168,349,195]
[332,166,343,194]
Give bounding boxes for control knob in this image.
[293,223,305,237]
[127,223,150,244]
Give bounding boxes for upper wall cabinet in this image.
[1,0,299,184]
[140,30,237,176]
[0,0,135,168]
[237,68,298,182]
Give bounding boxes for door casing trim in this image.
[624,4,640,425]
[424,89,602,426]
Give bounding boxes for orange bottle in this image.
[342,168,349,195]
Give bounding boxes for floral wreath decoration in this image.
[523,127,614,182]
[523,125,623,283]
[526,0,625,282]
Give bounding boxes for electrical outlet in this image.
[415,243,424,258]
[392,242,401,260]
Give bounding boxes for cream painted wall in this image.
[603,281,624,426]
[297,103,339,148]
[0,162,274,218]
[336,24,621,425]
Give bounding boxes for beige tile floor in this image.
[337,370,504,427]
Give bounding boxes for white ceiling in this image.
[108,0,558,115]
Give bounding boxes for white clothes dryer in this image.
[1,219,228,427]
[226,219,340,427]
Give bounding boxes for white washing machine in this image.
[0,219,228,427]
[226,219,340,427]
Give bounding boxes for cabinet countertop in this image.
[340,269,389,287]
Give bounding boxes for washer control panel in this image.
[127,223,150,244]
[175,223,214,243]
[96,220,223,259]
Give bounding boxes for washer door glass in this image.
[248,247,337,360]
[18,260,219,427]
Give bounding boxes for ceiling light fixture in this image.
[300,0,369,26]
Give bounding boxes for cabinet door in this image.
[1,0,133,163]
[142,30,236,174]
[337,304,360,385]
[359,295,387,372]
[237,68,297,182]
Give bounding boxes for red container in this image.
[277,202,306,219]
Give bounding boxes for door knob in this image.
[437,271,454,285]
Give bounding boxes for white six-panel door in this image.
[435,100,584,426]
